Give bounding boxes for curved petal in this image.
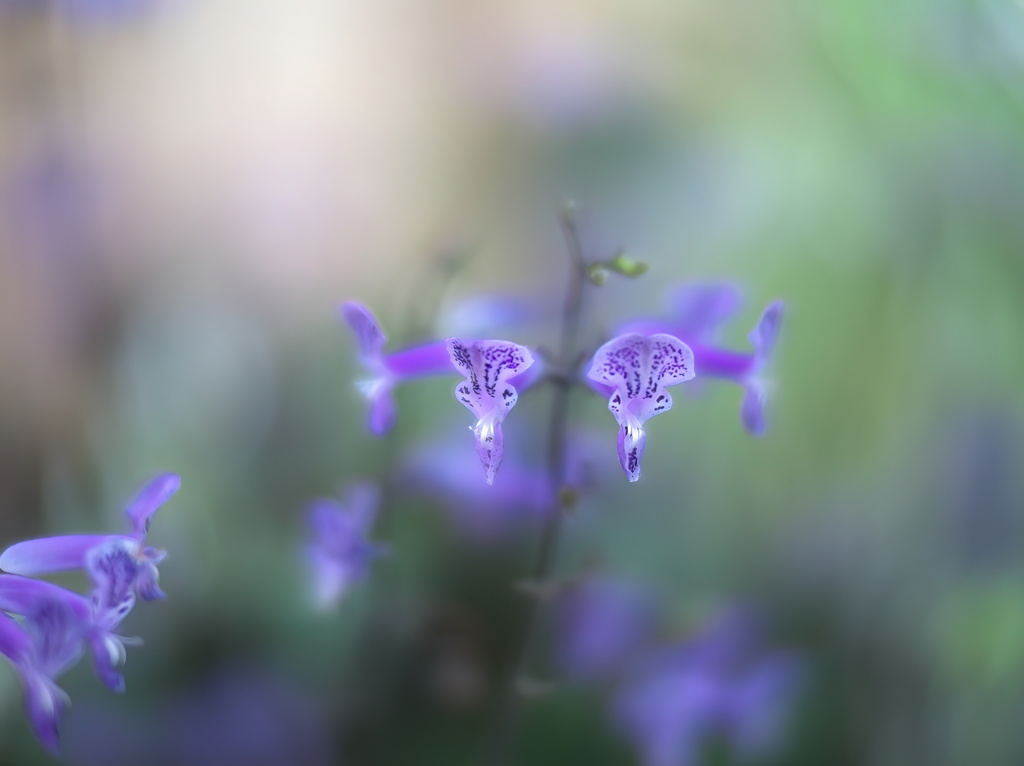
[85,540,140,628]
[22,672,69,756]
[0,612,31,663]
[88,631,127,692]
[0,576,92,623]
[473,415,506,485]
[446,339,534,484]
[126,473,180,539]
[617,419,647,483]
[446,338,534,420]
[748,301,784,363]
[341,301,386,361]
[588,334,695,419]
[0,535,114,576]
[364,380,396,436]
[741,379,768,437]
[134,560,166,602]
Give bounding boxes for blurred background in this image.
[1,0,1023,764]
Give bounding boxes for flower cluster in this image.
[554,579,802,766]
[342,281,784,484]
[0,474,179,753]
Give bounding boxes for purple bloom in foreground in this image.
[0,585,88,754]
[586,334,695,482]
[1,474,179,613]
[0,575,139,694]
[446,338,536,485]
[612,607,802,766]
[341,301,454,435]
[306,484,386,610]
[619,284,785,436]
[554,576,661,683]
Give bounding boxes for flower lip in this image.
[587,333,695,482]
[445,338,535,485]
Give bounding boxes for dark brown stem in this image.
[484,204,590,765]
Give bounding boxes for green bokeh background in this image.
[1,0,1023,764]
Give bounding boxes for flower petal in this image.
[0,576,92,624]
[0,612,32,663]
[473,416,506,486]
[741,379,768,437]
[134,560,166,602]
[125,473,180,539]
[617,420,647,483]
[588,334,694,482]
[22,672,69,756]
[88,632,127,692]
[446,339,534,484]
[85,539,140,628]
[446,338,534,419]
[588,334,695,424]
[0,535,115,576]
[341,301,386,361]
[748,301,784,363]
[382,342,453,378]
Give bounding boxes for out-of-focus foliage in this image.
[1,0,1022,763]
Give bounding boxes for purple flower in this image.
[0,473,179,614]
[553,576,660,682]
[445,338,536,485]
[341,301,454,435]
[306,484,386,611]
[618,284,785,436]
[586,334,696,482]
[0,583,88,754]
[0,575,139,694]
[612,607,802,766]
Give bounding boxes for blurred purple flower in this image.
[0,584,88,754]
[306,484,386,610]
[586,334,696,482]
[402,428,603,541]
[1,473,180,611]
[612,607,802,766]
[0,575,140,694]
[553,576,661,682]
[446,338,536,485]
[619,284,785,436]
[341,301,454,435]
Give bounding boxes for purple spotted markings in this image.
[587,334,695,482]
[445,338,535,485]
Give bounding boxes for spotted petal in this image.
[588,334,695,482]
[126,473,180,539]
[85,539,140,628]
[445,338,534,484]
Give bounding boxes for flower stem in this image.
[484,204,590,765]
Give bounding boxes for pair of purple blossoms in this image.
[0,474,178,754]
[344,283,784,483]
